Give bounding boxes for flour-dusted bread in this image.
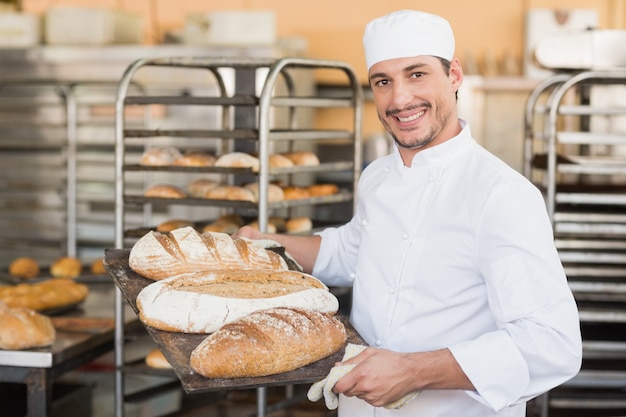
[136,269,339,333]
[243,182,285,202]
[140,147,182,166]
[0,302,56,350]
[128,227,289,280]
[215,152,260,172]
[190,307,346,378]
[281,151,320,166]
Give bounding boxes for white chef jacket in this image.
[312,121,582,417]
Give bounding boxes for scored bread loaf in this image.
[136,269,339,333]
[0,301,56,350]
[190,307,346,378]
[128,227,289,280]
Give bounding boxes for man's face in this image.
[368,55,463,161]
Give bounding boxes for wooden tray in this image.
[104,248,362,394]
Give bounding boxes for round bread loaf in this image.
[173,151,216,167]
[282,151,320,166]
[156,219,194,233]
[205,185,255,202]
[90,258,106,275]
[286,217,313,234]
[269,153,295,168]
[140,147,182,166]
[145,347,172,369]
[187,178,220,198]
[144,184,187,199]
[190,307,346,378]
[136,270,339,333]
[283,186,310,200]
[9,257,40,279]
[308,183,339,197]
[0,302,56,350]
[243,182,285,202]
[215,152,260,172]
[50,256,82,279]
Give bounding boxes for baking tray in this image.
[104,248,363,394]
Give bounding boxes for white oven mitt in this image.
[307,343,420,410]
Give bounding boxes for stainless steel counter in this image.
[0,280,135,417]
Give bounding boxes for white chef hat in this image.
[363,10,455,70]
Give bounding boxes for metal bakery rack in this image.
[525,69,626,416]
[112,56,363,417]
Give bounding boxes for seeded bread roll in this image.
[128,227,288,280]
[0,302,56,350]
[137,270,339,333]
[190,307,346,378]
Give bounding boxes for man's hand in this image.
[333,347,473,408]
[332,347,420,407]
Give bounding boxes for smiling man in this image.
[235,10,582,417]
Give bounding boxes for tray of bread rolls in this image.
[2,256,110,285]
[104,247,363,393]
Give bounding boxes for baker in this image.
[235,9,582,417]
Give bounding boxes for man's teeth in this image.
[397,111,424,122]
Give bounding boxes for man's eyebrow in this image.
[369,62,430,81]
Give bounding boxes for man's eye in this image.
[375,79,389,87]
[411,72,424,78]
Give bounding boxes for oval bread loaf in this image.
[0,302,56,350]
[136,269,339,333]
[190,307,346,378]
[128,227,288,280]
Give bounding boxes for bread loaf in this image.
[308,183,339,197]
[0,302,56,350]
[286,217,313,234]
[145,347,172,369]
[187,178,220,198]
[156,219,194,233]
[205,185,255,202]
[50,256,82,279]
[173,150,216,167]
[281,151,320,166]
[144,184,187,199]
[140,147,182,166]
[9,257,40,279]
[269,153,295,168]
[190,307,346,378]
[283,186,310,200]
[0,278,89,311]
[243,182,285,203]
[215,152,260,172]
[128,227,289,280]
[136,269,339,333]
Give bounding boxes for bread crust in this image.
[128,227,288,280]
[9,257,40,279]
[144,184,187,199]
[190,307,346,378]
[0,302,56,350]
[145,347,172,369]
[281,151,320,166]
[50,256,82,279]
[136,270,338,333]
[140,147,182,166]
